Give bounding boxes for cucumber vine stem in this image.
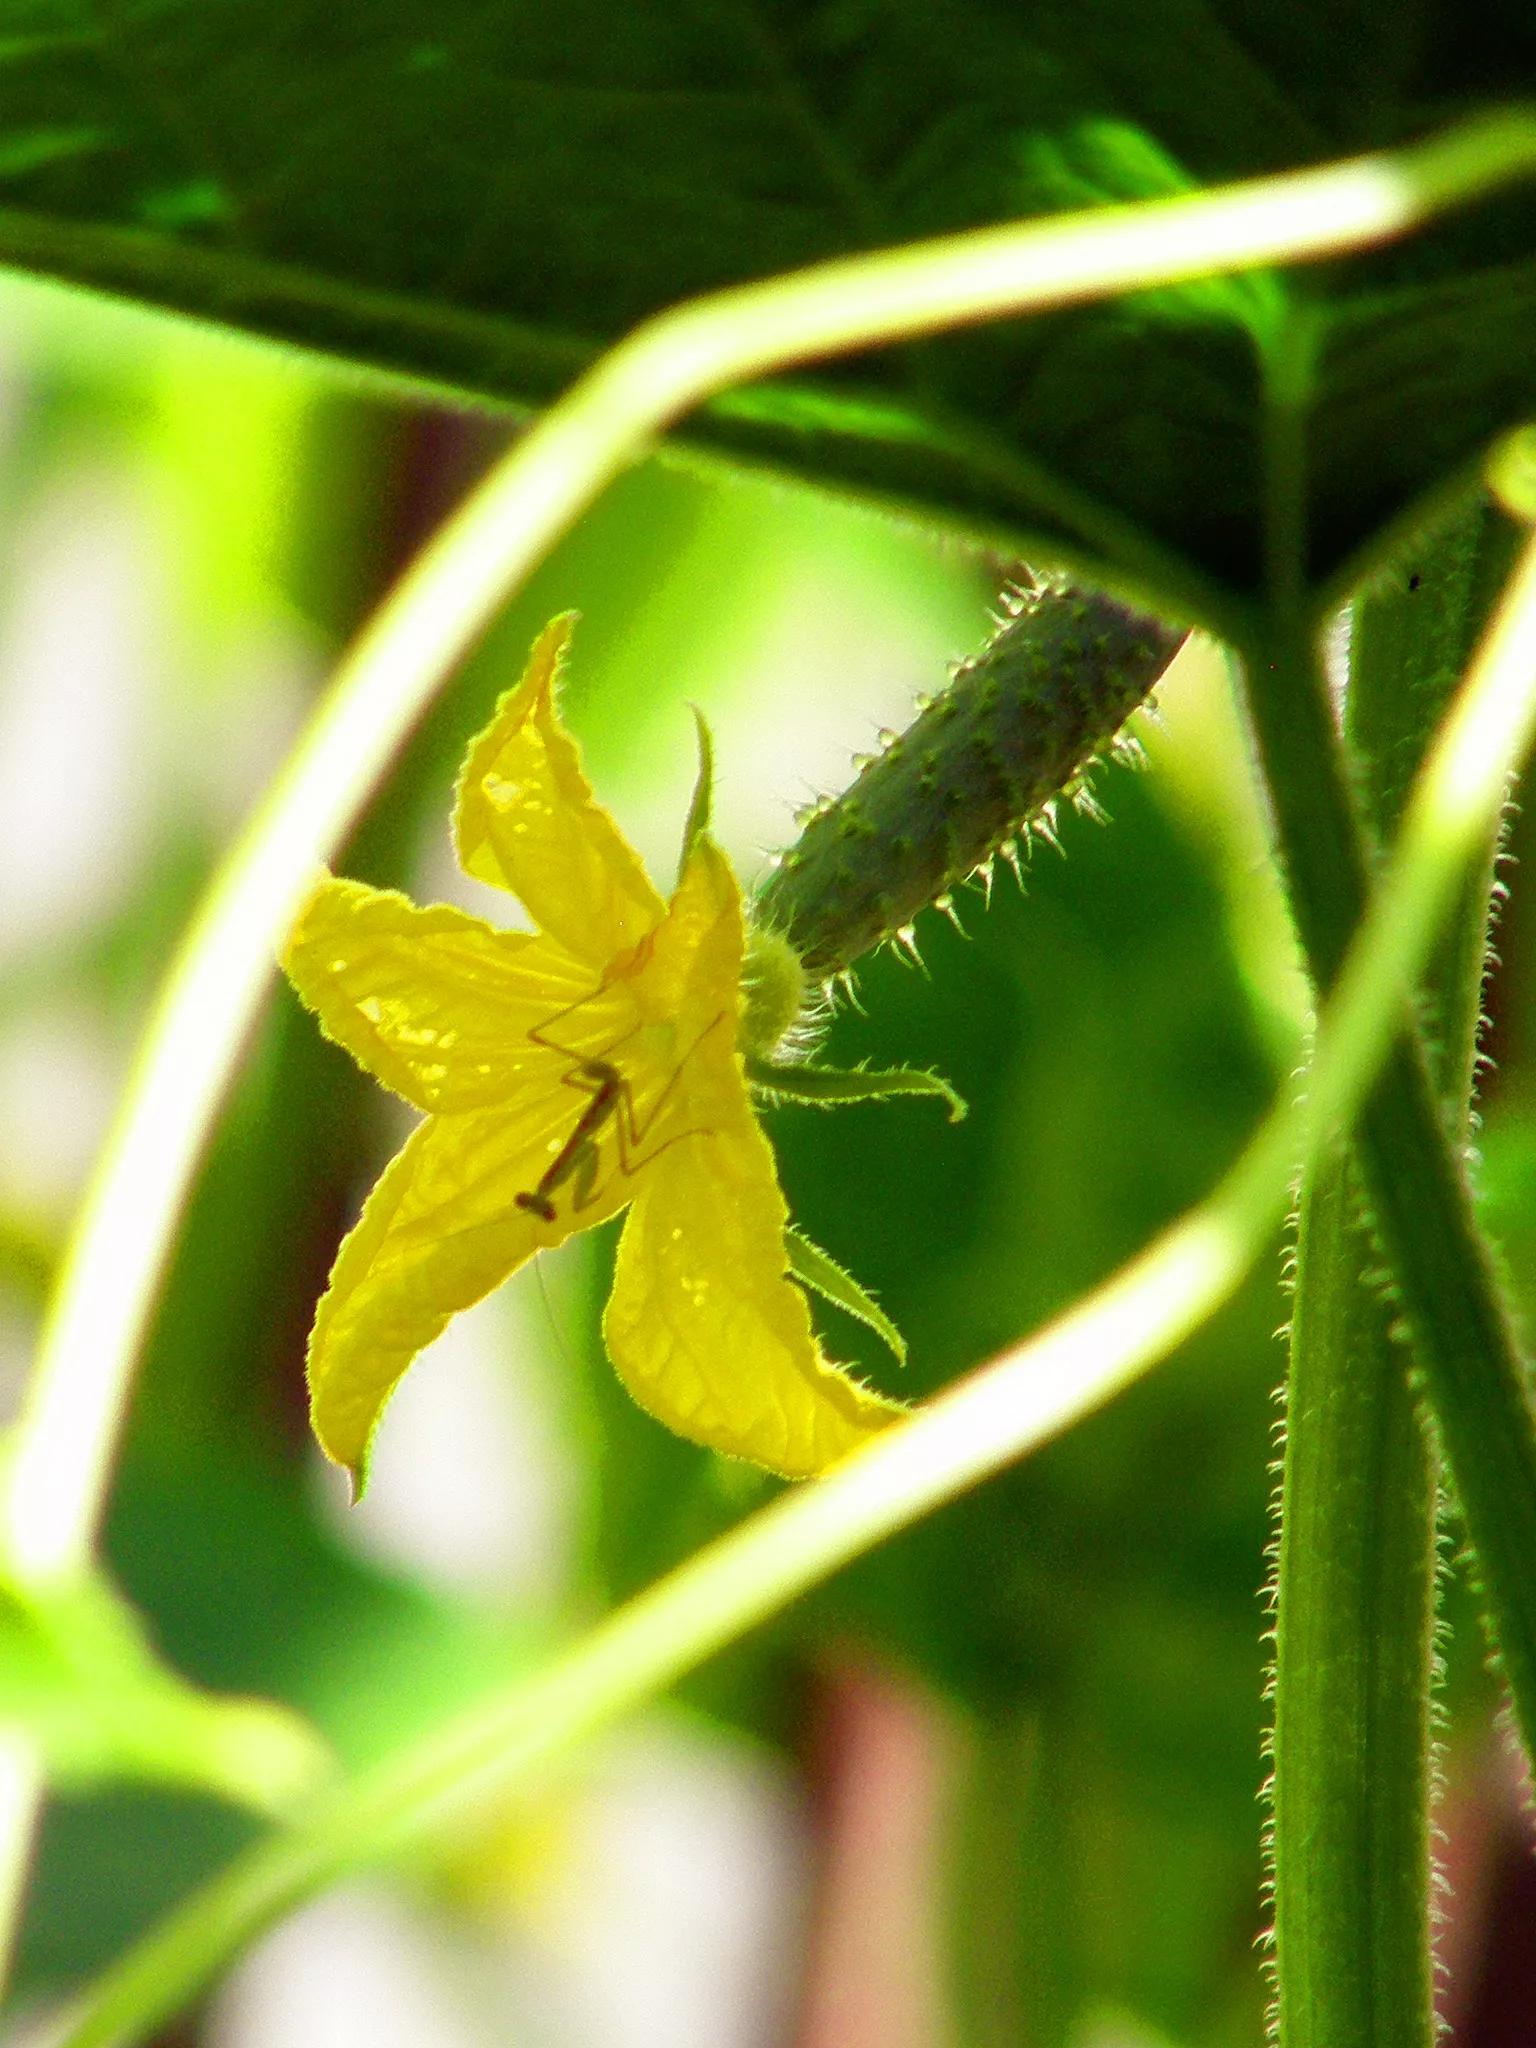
[1269,505,1516,2047]
[1273,1155,1440,2045]
[1242,563,1536,1785]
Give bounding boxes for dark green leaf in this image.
[0,4,1531,593]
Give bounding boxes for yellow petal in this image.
[629,834,743,1037]
[310,1099,634,1492]
[284,875,623,1112]
[611,834,764,1169]
[453,614,665,966]
[605,1117,905,1478]
[604,851,904,1478]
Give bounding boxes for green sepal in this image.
[748,1056,967,1123]
[678,706,714,876]
[785,1225,907,1368]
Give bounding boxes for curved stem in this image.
[52,521,1536,2048]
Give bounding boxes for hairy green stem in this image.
[1271,505,1517,2046]
[50,526,1536,2048]
[1245,573,1536,1792]
[1274,1150,1441,2044]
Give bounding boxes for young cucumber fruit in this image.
[754,579,1186,979]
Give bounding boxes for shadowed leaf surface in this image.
[0,3,1530,590]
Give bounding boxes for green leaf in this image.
[0,6,1532,593]
[0,1573,328,1812]
[749,1056,967,1121]
[785,1222,908,1367]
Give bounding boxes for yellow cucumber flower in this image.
[283,614,904,1494]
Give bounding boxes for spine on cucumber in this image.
[754,578,1185,978]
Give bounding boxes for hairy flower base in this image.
[284,614,904,1491]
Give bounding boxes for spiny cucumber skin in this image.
[755,586,1184,977]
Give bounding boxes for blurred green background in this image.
[0,274,1532,2048]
